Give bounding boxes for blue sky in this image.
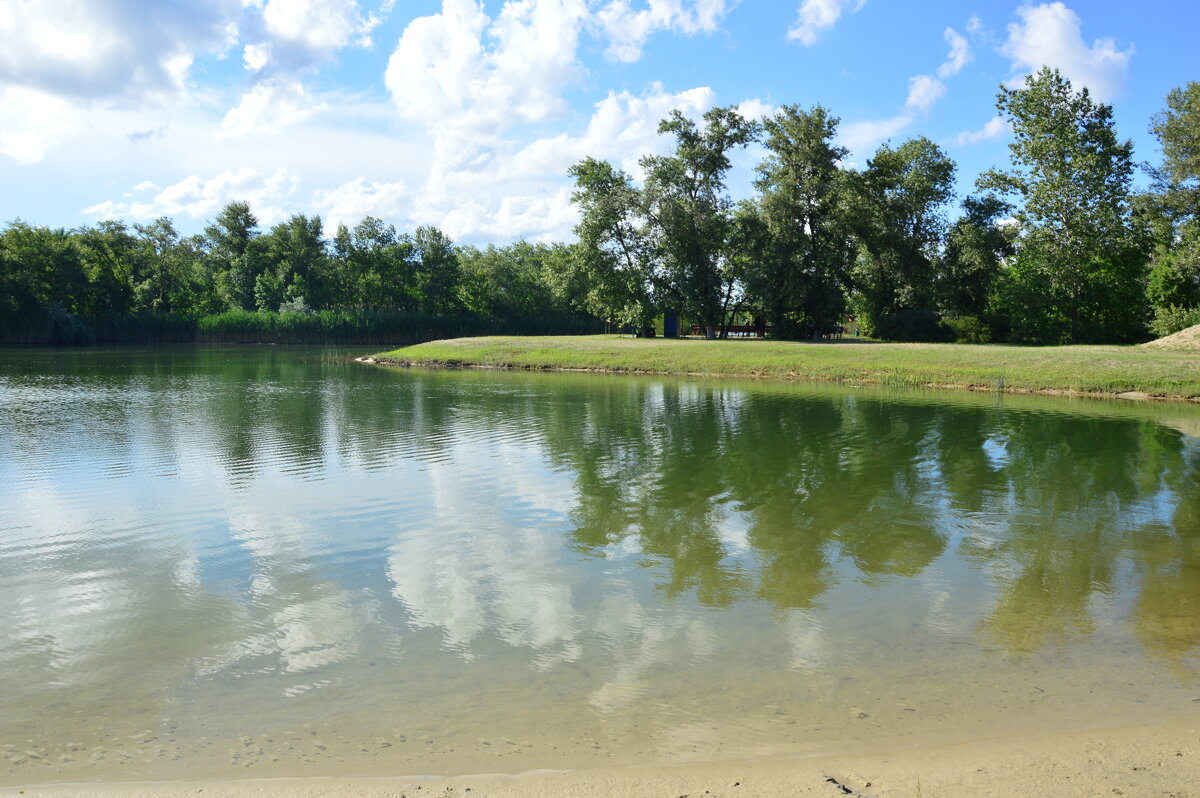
[0,0,1194,244]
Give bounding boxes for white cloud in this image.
[787,0,865,46]
[381,0,752,242]
[594,0,730,62]
[0,0,241,102]
[416,84,716,240]
[838,113,910,157]
[312,177,409,231]
[261,0,379,56]
[937,27,971,78]
[243,43,271,71]
[1000,2,1133,101]
[905,74,945,114]
[83,168,298,224]
[956,115,1008,146]
[385,0,587,134]
[219,79,329,137]
[0,87,82,164]
[735,98,776,124]
[507,84,717,177]
[385,0,684,241]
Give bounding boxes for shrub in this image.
[873,309,954,342]
[942,315,994,343]
[1149,305,1200,338]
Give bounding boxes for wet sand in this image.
[6,715,1197,798]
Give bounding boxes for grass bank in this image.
[372,335,1200,401]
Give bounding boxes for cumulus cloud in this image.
[83,168,298,224]
[243,43,272,71]
[415,84,717,240]
[260,0,383,61]
[312,178,409,231]
[937,27,971,78]
[956,115,1008,146]
[385,0,587,134]
[1000,2,1133,101]
[507,84,718,177]
[787,0,866,46]
[594,0,730,62]
[0,0,240,102]
[0,87,83,164]
[219,79,329,137]
[385,0,729,241]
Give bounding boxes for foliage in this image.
[1144,81,1200,325]
[979,67,1149,344]
[942,315,993,344]
[851,136,956,334]
[872,309,954,342]
[567,157,660,330]
[0,202,601,345]
[640,106,759,336]
[750,104,855,339]
[1149,80,1200,217]
[1149,305,1200,338]
[937,195,1015,321]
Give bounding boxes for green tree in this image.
[1150,81,1200,216]
[204,201,263,311]
[937,195,1016,336]
[979,67,1149,343]
[332,217,417,310]
[641,106,758,337]
[413,226,462,315]
[751,104,855,339]
[567,157,659,331]
[851,136,956,339]
[73,220,138,316]
[458,241,556,322]
[258,214,329,310]
[1144,82,1200,330]
[0,221,88,337]
[132,218,203,314]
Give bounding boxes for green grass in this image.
[373,335,1200,401]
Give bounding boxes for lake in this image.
[1,346,1197,784]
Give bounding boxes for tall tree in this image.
[204,201,263,311]
[752,104,855,339]
[1144,81,1200,329]
[412,226,462,315]
[852,136,956,339]
[937,195,1016,324]
[132,218,203,314]
[257,214,329,311]
[641,106,758,337]
[567,157,659,331]
[978,67,1148,343]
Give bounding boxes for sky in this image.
[0,0,1195,244]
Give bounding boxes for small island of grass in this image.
[369,334,1200,402]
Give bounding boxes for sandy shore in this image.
[6,715,1197,798]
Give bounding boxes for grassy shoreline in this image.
[370,335,1200,402]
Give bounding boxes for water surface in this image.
[1,346,1198,783]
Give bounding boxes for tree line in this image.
[0,205,598,344]
[568,69,1200,344]
[2,68,1196,346]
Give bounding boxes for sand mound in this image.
[1142,322,1200,350]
